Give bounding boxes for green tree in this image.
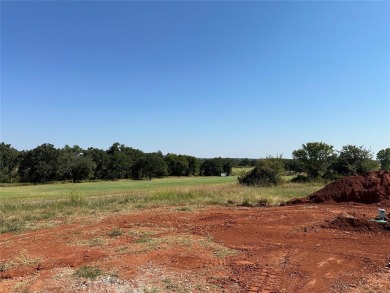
[165,153,189,176]
[58,145,96,182]
[200,158,223,176]
[333,145,376,176]
[132,152,167,180]
[222,159,233,176]
[0,143,20,183]
[107,143,143,179]
[18,143,60,183]
[292,142,335,178]
[186,156,200,176]
[86,147,110,179]
[377,148,390,170]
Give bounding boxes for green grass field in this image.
[0,176,324,234]
[0,176,236,202]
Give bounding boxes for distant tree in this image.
[86,147,110,179]
[146,152,168,179]
[165,153,189,176]
[132,152,167,180]
[58,145,96,182]
[222,159,233,176]
[0,143,20,183]
[239,158,251,167]
[283,159,305,174]
[377,148,390,170]
[186,156,200,176]
[107,143,143,179]
[332,145,376,176]
[200,158,223,176]
[200,158,232,176]
[19,143,60,183]
[292,142,335,178]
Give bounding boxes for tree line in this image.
[239,142,389,187]
[0,142,235,183]
[0,141,389,184]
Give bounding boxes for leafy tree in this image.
[283,159,305,174]
[222,159,233,176]
[377,148,390,170]
[165,153,189,176]
[145,152,168,179]
[239,158,251,167]
[132,152,168,180]
[376,148,390,170]
[292,142,335,178]
[0,143,20,183]
[186,156,200,176]
[333,145,376,176]
[18,143,60,183]
[200,158,233,176]
[58,145,96,182]
[86,147,110,179]
[107,143,143,179]
[200,158,223,176]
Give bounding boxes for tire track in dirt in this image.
[246,264,281,293]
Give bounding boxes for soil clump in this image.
[324,213,389,232]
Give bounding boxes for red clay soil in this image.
[288,171,390,205]
[1,205,390,293]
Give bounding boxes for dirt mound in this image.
[289,171,390,204]
[324,213,388,232]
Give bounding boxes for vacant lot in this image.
[1,178,389,292]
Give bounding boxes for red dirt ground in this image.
[1,204,390,293]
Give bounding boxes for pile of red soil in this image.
[289,171,390,205]
[324,213,388,232]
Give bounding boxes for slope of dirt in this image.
[1,205,390,293]
[288,171,390,205]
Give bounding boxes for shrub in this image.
[74,266,101,279]
[238,158,283,187]
[107,228,122,237]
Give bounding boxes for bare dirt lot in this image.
[1,204,390,293]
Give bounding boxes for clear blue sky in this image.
[1,1,389,158]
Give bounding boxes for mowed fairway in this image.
[0,176,237,202]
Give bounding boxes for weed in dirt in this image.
[163,278,177,290]
[115,245,129,254]
[89,237,105,247]
[214,247,237,258]
[107,227,122,237]
[74,265,101,279]
[239,198,255,207]
[0,261,11,272]
[176,206,193,212]
[200,237,238,258]
[136,236,154,244]
[143,288,158,293]
[15,251,41,266]
[74,237,106,247]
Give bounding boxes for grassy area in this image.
[0,176,236,202]
[0,176,324,234]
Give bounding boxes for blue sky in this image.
[1,1,389,158]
